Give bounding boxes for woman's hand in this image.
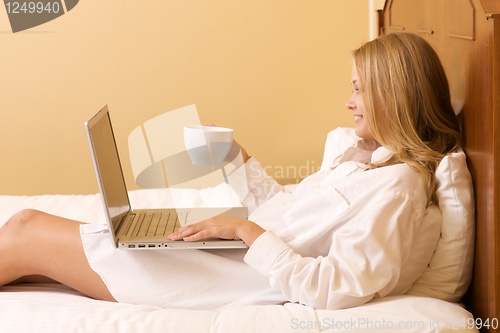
[168,218,265,247]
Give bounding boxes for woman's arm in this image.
[244,188,439,310]
[233,139,250,163]
[231,150,293,212]
[168,217,265,247]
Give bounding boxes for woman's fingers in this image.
[168,218,265,247]
[168,218,238,242]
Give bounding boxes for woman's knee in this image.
[1,209,45,236]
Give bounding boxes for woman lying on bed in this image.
[0,33,462,310]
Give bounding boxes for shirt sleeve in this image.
[239,127,356,211]
[238,157,296,213]
[244,191,427,310]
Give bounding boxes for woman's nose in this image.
[345,98,355,110]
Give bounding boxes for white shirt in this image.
[81,127,441,310]
[241,127,441,310]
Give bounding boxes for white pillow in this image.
[406,149,475,302]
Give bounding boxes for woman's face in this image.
[346,65,374,140]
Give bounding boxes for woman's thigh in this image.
[0,209,116,302]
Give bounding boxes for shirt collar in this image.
[334,138,393,166]
[371,145,393,164]
[355,138,394,164]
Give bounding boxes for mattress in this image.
[0,190,478,332]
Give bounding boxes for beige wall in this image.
[0,1,369,195]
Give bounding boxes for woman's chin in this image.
[354,126,374,140]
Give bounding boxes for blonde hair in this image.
[352,33,461,203]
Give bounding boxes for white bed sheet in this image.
[0,190,478,333]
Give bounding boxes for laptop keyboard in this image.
[124,211,186,237]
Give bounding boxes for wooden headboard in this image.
[380,0,500,330]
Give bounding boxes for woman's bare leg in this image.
[0,209,116,302]
[8,275,57,284]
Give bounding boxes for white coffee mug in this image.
[184,126,234,167]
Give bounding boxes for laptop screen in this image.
[85,106,130,231]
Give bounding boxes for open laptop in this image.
[85,105,248,250]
